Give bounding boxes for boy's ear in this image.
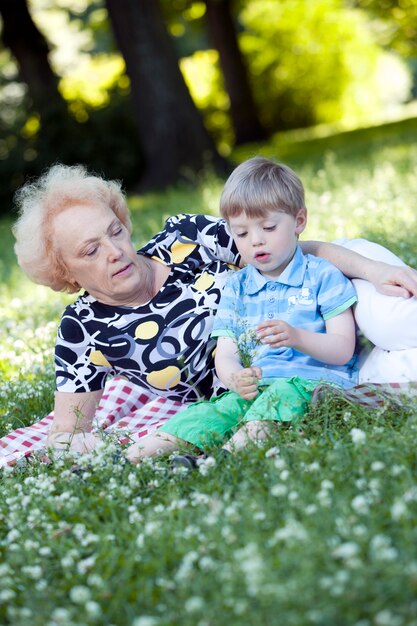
[295,208,307,234]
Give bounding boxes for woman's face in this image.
[52,203,151,306]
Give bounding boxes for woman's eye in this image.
[85,246,98,257]
[112,227,123,237]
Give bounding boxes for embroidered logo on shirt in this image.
[287,288,314,309]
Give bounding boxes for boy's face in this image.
[229,208,307,278]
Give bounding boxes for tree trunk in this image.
[0,0,67,118]
[105,0,229,190]
[204,0,266,145]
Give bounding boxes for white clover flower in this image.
[87,574,104,587]
[320,479,334,490]
[50,607,72,623]
[86,601,102,618]
[69,585,91,604]
[199,556,215,571]
[350,428,366,445]
[390,464,405,476]
[132,617,158,626]
[265,446,280,458]
[374,609,403,626]
[404,486,417,502]
[274,458,286,470]
[0,589,16,602]
[77,555,97,575]
[184,596,204,613]
[391,499,407,521]
[305,461,320,472]
[280,469,290,481]
[6,529,20,542]
[317,489,332,507]
[332,542,360,560]
[198,455,216,475]
[351,494,370,515]
[270,484,287,497]
[21,565,43,580]
[234,543,264,596]
[371,461,385,472]
[352,524,367,537]
[269,519,308,545]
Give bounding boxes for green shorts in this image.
[158,376,317,449]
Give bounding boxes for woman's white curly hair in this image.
[12,163,132,293]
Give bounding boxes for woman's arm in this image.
[47,389,103,453]
[300,240,417,298]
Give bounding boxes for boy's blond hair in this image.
[220,156,306,220]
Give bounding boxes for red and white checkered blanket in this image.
[1,377,416,467]
[0,378,184,467]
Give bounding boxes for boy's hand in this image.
[230,366,262,400]
[256,319,299,349]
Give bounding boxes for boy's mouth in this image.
[255,252,271,263]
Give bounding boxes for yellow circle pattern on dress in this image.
[89,350,111,367]
[135,320,159,340]
[193,272,215,291]
[147,366,181,389]
[171,239,196,263]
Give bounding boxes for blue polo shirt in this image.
[211,245,358,388]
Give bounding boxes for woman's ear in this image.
[295,208,307,235]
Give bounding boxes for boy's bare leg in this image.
[222,420,276,453]
[125,432,184,464]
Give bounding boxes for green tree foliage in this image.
[350,0,417,57]
[177,0,403,145]
[240,0,384,130]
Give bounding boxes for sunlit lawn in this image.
[1,120,417,626]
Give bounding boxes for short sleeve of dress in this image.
[55,302,112,393]
[141,214,241,268]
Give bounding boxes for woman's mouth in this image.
[113,263,132,278]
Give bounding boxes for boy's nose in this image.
[250,231,264,246]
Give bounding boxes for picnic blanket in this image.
[1,377,416,467]
[0,378,183,468]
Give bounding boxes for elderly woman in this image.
[6,163,417,465]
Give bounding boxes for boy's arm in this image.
[257,307,356,366]
[215,335,261,400]
[300,240,417,298]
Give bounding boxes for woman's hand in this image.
[47,431,101,454]
[369,262,417,298]
[230,366,262,400]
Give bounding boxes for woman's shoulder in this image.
[141,213,237,265]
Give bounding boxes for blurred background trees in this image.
[0,0,414,214]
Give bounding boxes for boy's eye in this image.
[264,225,276,232]
[235,232,247,238]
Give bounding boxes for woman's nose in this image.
[106,239,123,260]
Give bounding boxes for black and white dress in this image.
[55,213,240,402]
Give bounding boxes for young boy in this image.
[126,157,358,464]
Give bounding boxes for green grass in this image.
[1,119,417,625]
